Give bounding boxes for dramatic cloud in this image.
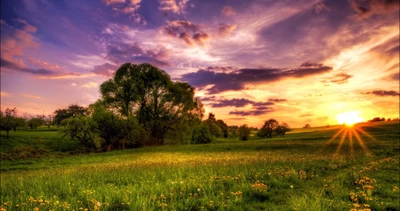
[218,24,237,37]
[221,6,236,16]
[268,98,287,102]
[1,58,55,75]
[364,90,400,96]
[315,1,331,13]
[104,42,170,67]
[180,63,332,94]
[299,113,314,117]
[159,0,190,14]
[28,58,60,71]
[350,0,400,17]
[211,98,274,108]
[388,72,399,81]
[162,20,209,46]
[321,72,352,84]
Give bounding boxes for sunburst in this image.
[318,124,377,156]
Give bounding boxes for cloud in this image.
[104,42,170,67]
[102,0,125,5]
[1,58,55,75]
[159,0,190,14]
[82,82,98,88]
[162,20,209,47]
[92,63,118,77]
[28,58,60,71]
[1,91,10,97]
[388,72,399,81]
[315,1,331,13]
[350,0,400,18]
[363,90,400,96]
[321,72,352,84]
[221,6,236,16]
[268,98,287,102]
[21,93,41,99]
[218,24,237,37]
[299,113,314,117]
[229,107,274,116]
[71,83,77,87]
[179,63,332,94]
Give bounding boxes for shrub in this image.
[238,124,251,141]
[191,125,212,144]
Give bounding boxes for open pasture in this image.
[0,122,399,211]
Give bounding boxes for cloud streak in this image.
[180,63,332,94]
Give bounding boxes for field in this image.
[0,122,399,211]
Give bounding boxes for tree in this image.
[26,116,44,130]
[258,119,278,138]
[238,124,251,140]
[54,104,88,126]
[303,124,311,128]
[274,122,291,137]
[191,124,212,144]
[100,63,203,145]
[0,108,17,138]
[60,115,101,151]
[43,114,54,129]
[216,119,228,138]
[13,117,26,131]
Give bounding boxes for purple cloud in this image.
[179,63,332,94]
[364,90,400,96]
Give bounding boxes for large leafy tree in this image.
[258,119,279,138]
[100,63,203,145]
[54,104,88,126]
[0,108,17,138]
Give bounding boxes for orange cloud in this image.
[1,91,10,97]
[221,6,236,16]
[28,58,61,71]
[21,93,41,99]
[82,82,98,88]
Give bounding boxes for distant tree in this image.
[228,126,238,137]
[54,104,88,126]
[13,117,26,131]
[259,119,278,138]
[387,118,391,121]
[303,124,311,128]
[216,119,228,138]
[27,115,44,130]
[0,108,17,138]
[191,124,213,144]
[238,124,251,140]
[43,114,54,129]
[274,122,291,137]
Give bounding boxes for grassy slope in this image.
[0,122,399,210]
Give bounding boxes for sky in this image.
[1,0,399,128]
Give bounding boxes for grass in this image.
[0,122,399,210]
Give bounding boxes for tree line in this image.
[1,63,292,152]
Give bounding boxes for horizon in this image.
[1,0,399,128]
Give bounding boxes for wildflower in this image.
[33,208,39,211]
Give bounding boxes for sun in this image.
[336,111,364,126]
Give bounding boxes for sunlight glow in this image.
[336,111,364,126]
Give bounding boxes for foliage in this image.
[100,63,203,145]
[216,119,229,138]
[304,124,311,128]
[238,124,251,140]
[0,108,17,138]
[54,104,88,126]
[274,122,291,137]
[43,114,54,129]
[258,119,278,138]
[191,124,213,144]
[60,115,101,151]
[26,116,44,130]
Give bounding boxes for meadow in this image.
[0,122,399,211]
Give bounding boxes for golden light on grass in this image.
[336,111,364,127]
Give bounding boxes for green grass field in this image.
[0,122,399,211]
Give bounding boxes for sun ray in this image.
[335,129,348,155]
[349,128,354,156]
[317,127,346,153]
[354,127,379,142]
[353,127,370,154]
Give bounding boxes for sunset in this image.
[1,0,398,127]
[0,0,399,210]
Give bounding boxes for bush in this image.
[191,125,212,144]
[238,124,251,141]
